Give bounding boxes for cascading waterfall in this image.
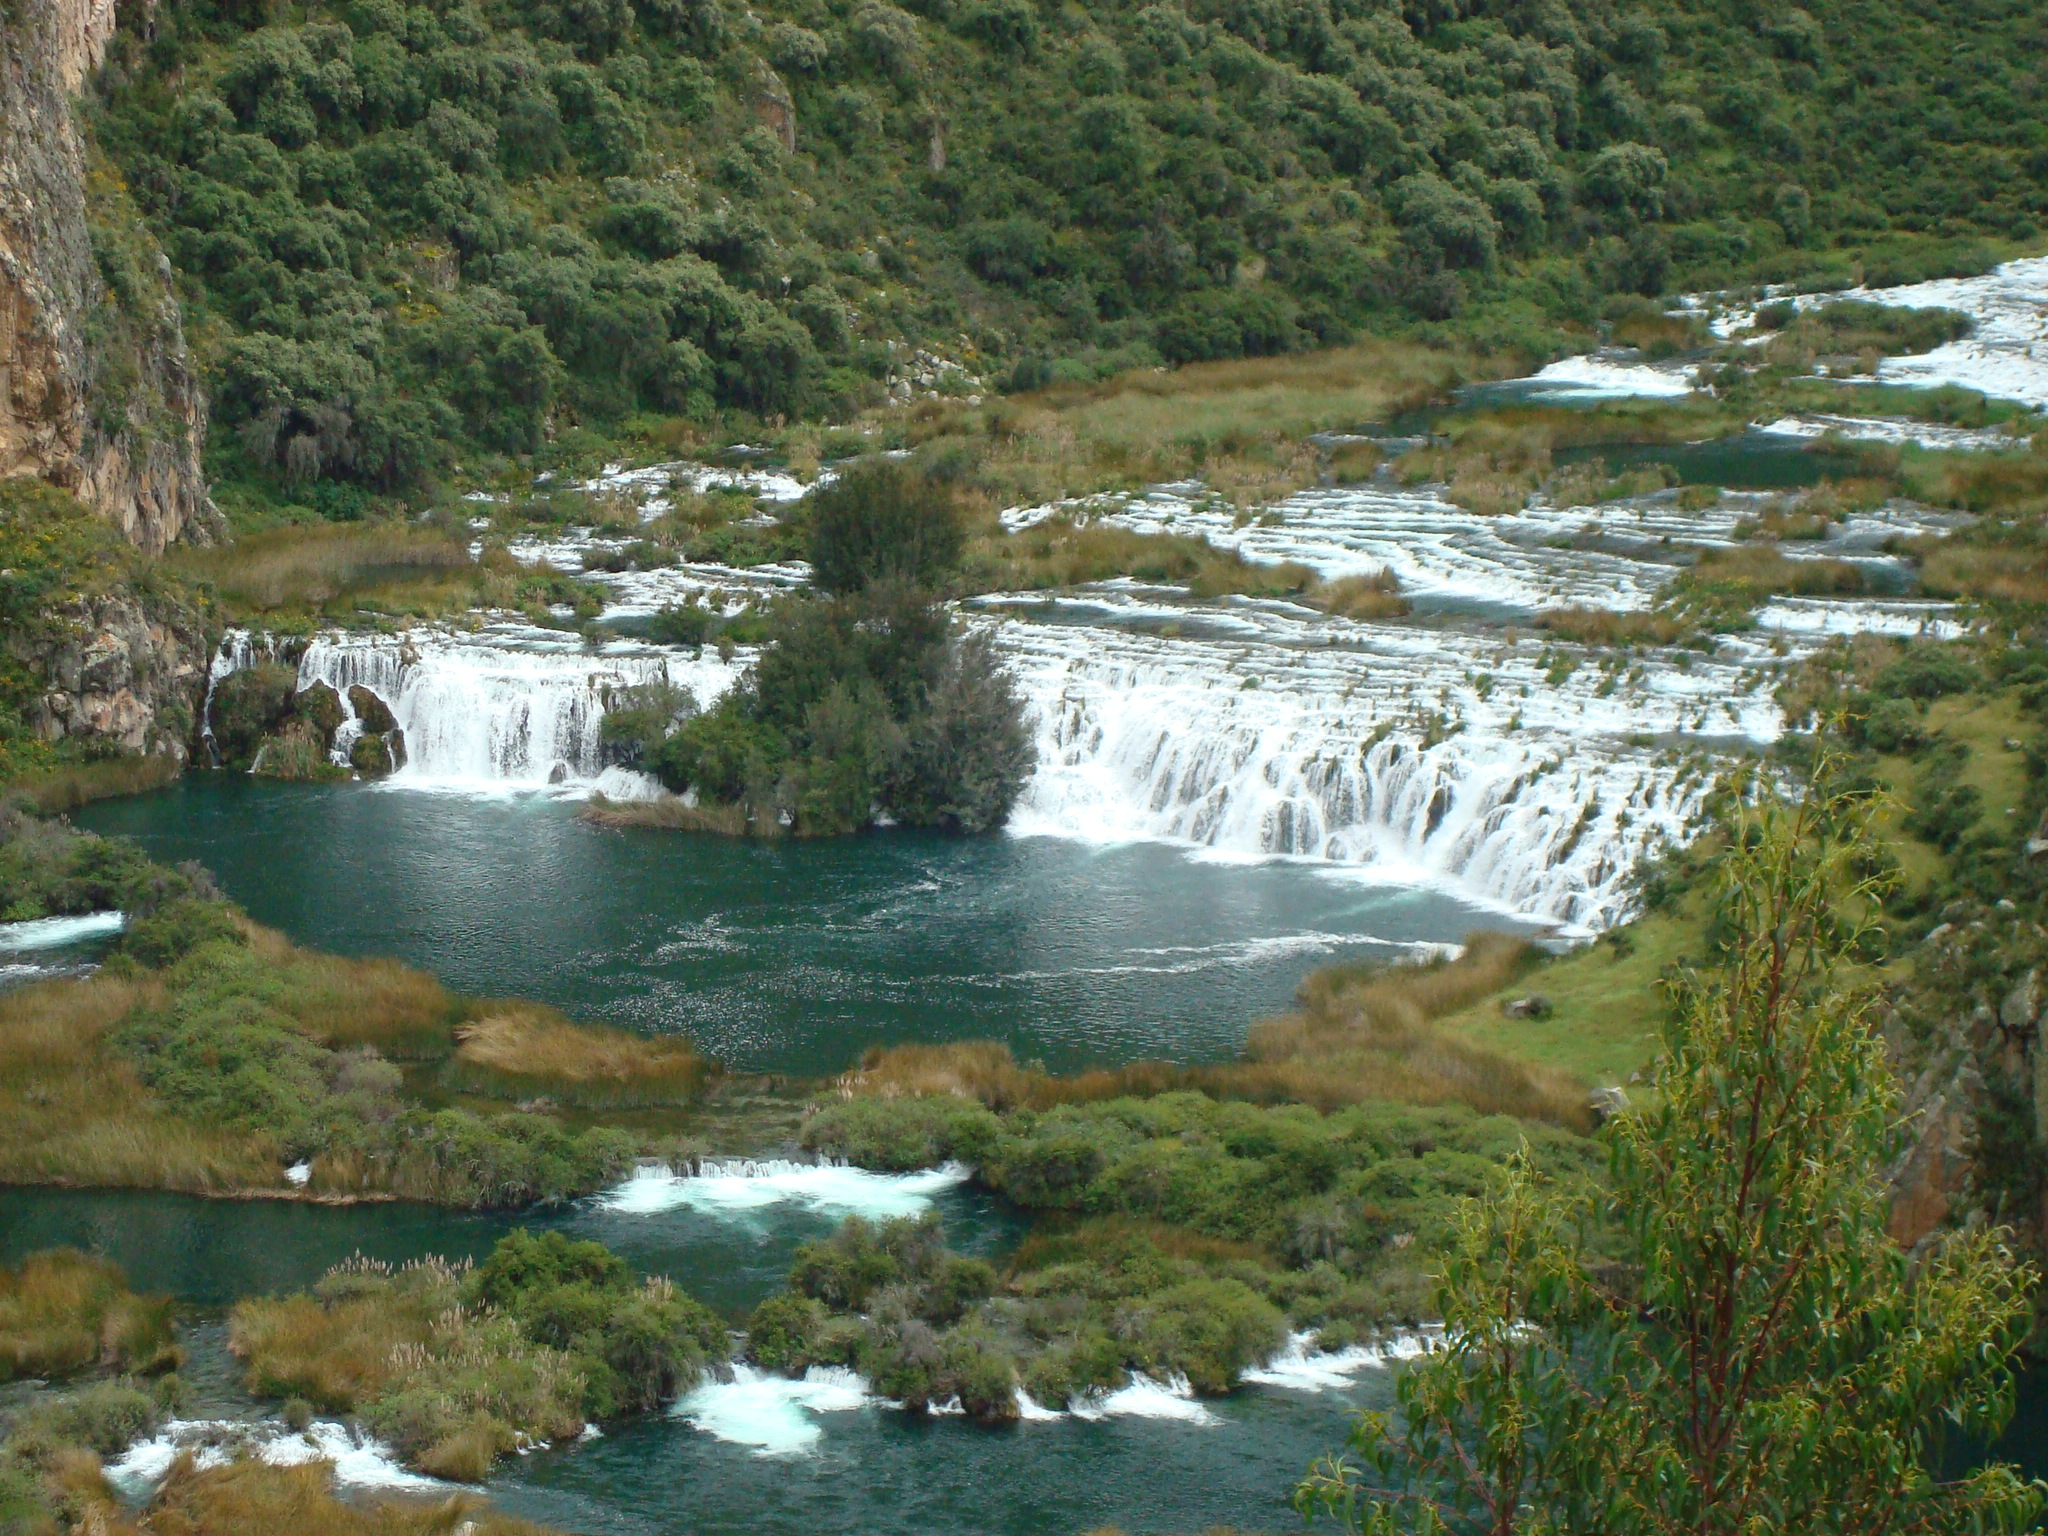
[289,632,742,787]
[997,610,1753,932]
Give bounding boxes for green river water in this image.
[34,778,1473,1533]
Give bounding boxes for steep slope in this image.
[1,0,216,553]
[83,0,2046,518]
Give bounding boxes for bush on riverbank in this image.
[0,812,709,1205]
[233,1234,722,1478]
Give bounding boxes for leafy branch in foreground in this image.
[1298,765,2044,1536]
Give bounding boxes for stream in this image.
[20,257,2048,1531]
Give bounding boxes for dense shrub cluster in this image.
[778,1089,1601,1416]
[233,1232,723,1478]
[0,800,242,965]
[636,464,1033,834]
[85,0,2048,507]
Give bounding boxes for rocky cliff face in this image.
[0,0,217,555]
[26,587,210,764]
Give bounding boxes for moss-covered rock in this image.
[253,718,344,782]
[210,664,298,770]
[351,733,394,776]
[347,685,398,736]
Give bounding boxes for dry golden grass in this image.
[443,1004,708,1107]
[1685,543,1867,597]
[844,934,1590,1126]
[1535,607,1686,647]
[5,752,184,813]
[239,925,458,1059]
[169,524,473,615]
[1918,542,2048,604]
[233,1289,417,1410]
[1396,417,1556,516]
[964,517,1313,598]
[0,1250,179,1382]
[0,975,276,1193]
[143,1458,562,1536]
[1326,439,1382,485]
[581,794,759,836]
[1310,570,1410,621]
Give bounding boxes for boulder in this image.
[295,682,345,747]
[1501,994,1552,1019]
[347,684,399,735]
[351,733,394,776]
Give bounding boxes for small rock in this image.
[1501,994,1552,1019]
[2000,968,2040,1031]
[1922,922,1953,946]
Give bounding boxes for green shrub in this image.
[800,1094,1002,1169]
[806,462,963,597]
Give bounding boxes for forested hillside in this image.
[84,0,2047,510]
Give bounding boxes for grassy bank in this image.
[0,810,710,1205]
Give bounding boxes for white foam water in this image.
[594,1159,973,1219]
[673,1365,873,1455]
[1067,1373,1217,1424]
[995,610,1744,932]
[1241,1329,1442,1391]
[1515,353,1698,400]
[105,1419,438,1499]
[1760,413,2027,452]
[0,912,124,951]
[1843,254,2048,408]
[293,630,743,789]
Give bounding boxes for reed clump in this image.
[1311,569,1411,621]
[835,933,1588,1127]
[142,1459,564,1536]
[443,1006,709,1107]
[234,1236,724,1480]
[234,926,459,1059]
[1918,542,2048,605]
[169,524,472,615]
[964,516,1313,599]
[0,1251,179,1382]
[1535,607,1687,648]
[0,974,278,1194]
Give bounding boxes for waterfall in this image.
[995,611,1756,932]
[294,632,743,787]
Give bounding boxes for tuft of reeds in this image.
[0,973,279,1194]
[1311,569,1411,621]
[0,1250,179,1382]
[5,751,185,813]
[964,516,1313,599]
[144,1454,564,1536]
[442,1005,709,1108]
[169,523,473,617]
[1535,607,1686,648]
[237,925,459,1060]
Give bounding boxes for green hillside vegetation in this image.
[83,0,2048,519]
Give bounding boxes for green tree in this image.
[806,461,964,596]
[1299,774,2043,1536]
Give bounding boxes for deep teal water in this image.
[75,776,1511,1077]
[0,1184,1388,1536]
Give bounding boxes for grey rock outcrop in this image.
[1,0,218,553]
[24,587,209,764]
